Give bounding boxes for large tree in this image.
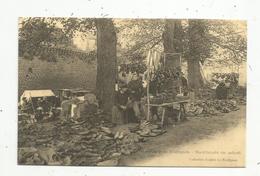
[186,19,246,92]
[162,19,183,68]
[95,19,117,113]
[187,19,211,91]
[162,19,176,67]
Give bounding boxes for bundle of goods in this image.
[130,121,166,137]
[211,72,239,87]
[119,62,147,75]
[149,68,181,94]
[186,99,239,116]
[18,113,143,166]
[235,97,246,105]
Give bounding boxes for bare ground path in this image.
[118,106,246,167]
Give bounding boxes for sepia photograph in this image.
[17,17,247,167]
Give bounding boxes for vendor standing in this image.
[216,81,228,100]
[127,72,143,122]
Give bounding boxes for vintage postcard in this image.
[17,17,246,167]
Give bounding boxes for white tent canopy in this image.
[20,90,55,105]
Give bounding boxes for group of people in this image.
[112,72,144,125]
[112,69,189,125]
[215,75,239,100]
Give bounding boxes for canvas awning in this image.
[20,90,55,104]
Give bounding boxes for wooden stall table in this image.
[146,99,189,127]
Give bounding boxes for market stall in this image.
[143,50,190,125]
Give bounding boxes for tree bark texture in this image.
[162,19,182,69]
[187,20,204,92]
[95,18,117,113]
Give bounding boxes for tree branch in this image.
[206,36,246,56]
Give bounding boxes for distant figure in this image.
[229,75,238,97]
[36,98,44,121]
[61,96,80,120]
[28,67,33,74]
[216,82,228,100]
[180,73,188,96]
[21,97,33,114]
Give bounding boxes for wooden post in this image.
[163,53,166,69]
[161,107,166,127]
[29,92,36,116]
[147,50,151,121]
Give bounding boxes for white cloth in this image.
[71,104,77,117]
[144,50,161,80]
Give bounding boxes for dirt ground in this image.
[118,105,246,167]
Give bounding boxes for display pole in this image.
[147,50,151,121]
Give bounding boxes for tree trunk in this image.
[162,19,182,69]
[95,19,117,113]
[187,58,203,91]
[163,19,176,68]
[187,20,204,93]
